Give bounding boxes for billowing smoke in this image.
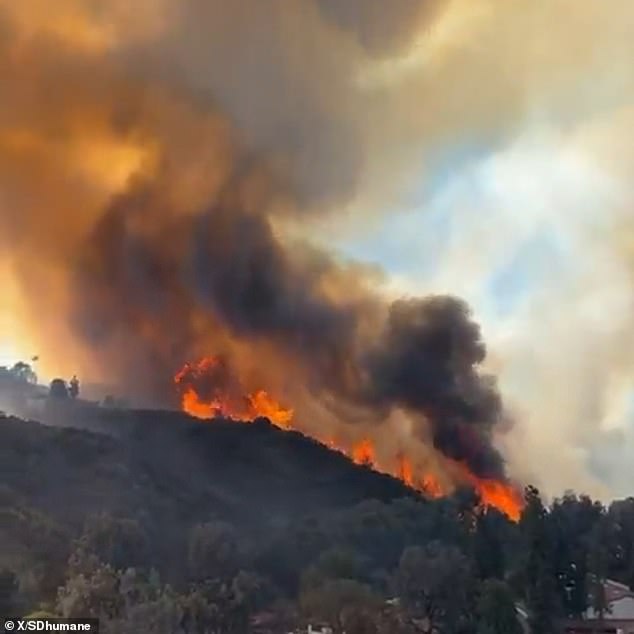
[363,298,503,479]
[0,0,544,484]
[72,154,504,478]
[0,0,507,481]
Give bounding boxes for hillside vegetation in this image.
[1,412,633,633]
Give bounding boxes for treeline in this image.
[2,484,634,633]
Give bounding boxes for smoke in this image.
[310,1,634,498]
[0,0,512,481]
[4,1,633,493]
[364,297,503,479]
[71,155,504,476]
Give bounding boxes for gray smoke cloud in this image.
[15,0,634,492]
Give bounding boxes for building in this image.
[563,580,634,634]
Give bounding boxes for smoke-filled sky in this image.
[1,0,634,499]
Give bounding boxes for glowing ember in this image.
[324,438,338,450]
[352,438,376,466]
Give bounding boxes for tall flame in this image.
[396,452,414,487]
[419,473,444,499]
[458,465,524,522]
[173,357,294,428]
[247,390,293,429]
[173,357,524,522]
[352,438,376,466]
[180,387,225,420]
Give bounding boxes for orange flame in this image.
[418,472,444,499]
[181,387,225,419]
[174,357,524,522]
[461,469,523,522]
[174,357,293,429]
[396,452,414,487]
[247,389,293,429]
[352,438,375,466]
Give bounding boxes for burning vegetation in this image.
[174,356,294,428]
[1,0,524,526]
[174,356,523,521]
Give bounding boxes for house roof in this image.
[605,579,634,603]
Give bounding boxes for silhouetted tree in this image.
[587,516,613,618]
[395,541,475,633]
[549,493,604,616]
[607,498,634,590]
[476,579,522,634]
[102,569,184,634]
[49,378,69,399]
[473,509,506,580]
[300,578,380,634]
[301,547,365,591]
[10,362,37,385]
[57,561,121,620]
[188,521,241,582]
[520,486,560,634]
[69,375,80,399]
[71,513,149,573]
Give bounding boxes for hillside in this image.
[2,411,634,633]
[0,410,415,530]
[0,410,423,601]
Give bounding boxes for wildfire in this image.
[174,357,524,522]
[180,387,225,419]
[460,469,524,522]
[247,390,293,429]
[396,452,414,487]
[352,438,376,466]
[419,473,444,499]
[173,357,294,429]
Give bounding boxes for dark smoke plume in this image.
[364,297,504,478]
[72,169,505,478]
[0,0,509,480]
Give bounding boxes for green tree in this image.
[520,487,560,634]
[607,498,634,589]
[395,541,475,633]
[104,588,184,634]
[188,521,241,582]
[301,547,365,591]
[549,493,604,616]
[57,561,121,620]
[476,579,522,634]
[102,570,184,634]
[10,362,37,385]
[473,509,506,581]
[527,559,560,634]
[179,578,254,634]
[587,516,612,619]
[300,578,380,634]
[71,513,149,573]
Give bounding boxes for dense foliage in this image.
[1,413,633,633]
